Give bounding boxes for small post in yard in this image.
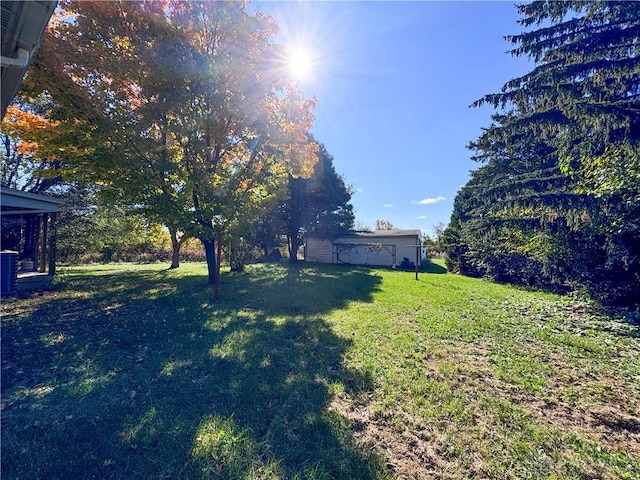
[214,232,224,298]
[406,244,423,280]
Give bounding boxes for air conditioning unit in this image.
[1,250,19,295]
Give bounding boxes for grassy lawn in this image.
[1,262,638,479]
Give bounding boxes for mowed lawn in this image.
[1,262,638,479]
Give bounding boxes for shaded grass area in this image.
[420,258,447,274]
[2,263,387,479]
[2,262,639,479]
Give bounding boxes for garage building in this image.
[305,230,422,268]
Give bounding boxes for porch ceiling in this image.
[0,186,65,215]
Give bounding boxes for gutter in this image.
[1,47,30,69]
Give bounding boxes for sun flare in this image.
[287,46,313,82]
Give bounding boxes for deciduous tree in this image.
[1,102,62,193]
[255,142,354,262]
[375,219,396,231]
[24,0,318,284]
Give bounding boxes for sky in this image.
[256,1,534,236]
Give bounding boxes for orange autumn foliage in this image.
[1,105,60,158]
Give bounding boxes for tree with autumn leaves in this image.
[20,0,318,284]
[1,102,63,193]
[253,140,354,263]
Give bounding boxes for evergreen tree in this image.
[256,142,354,262]
[285,142,354,262]
[474,0,640,195]
[443,134,600,292]
[445,1,640,306]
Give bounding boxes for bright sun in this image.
[287,46,313,82]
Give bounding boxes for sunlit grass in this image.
[1,261,638,479]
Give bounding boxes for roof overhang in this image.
[0,186,65,215]
[1,0,57,119]
[338,229,422,239]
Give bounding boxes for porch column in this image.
[48,212,57,276]
[39,213,48,273]
[23,214,40,264]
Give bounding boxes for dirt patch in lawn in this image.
[527,398,640,453]
[332,343,639,478]
[518,374,640,457]
[455,345,640,458]
[331,394,458,479]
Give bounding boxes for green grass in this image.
[1,262,638,479]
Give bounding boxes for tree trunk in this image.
[289,235,299,263]
[169,229,181,269]
[201,237,216,284]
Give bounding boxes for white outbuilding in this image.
[305,230,422,268]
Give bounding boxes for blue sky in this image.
[259,1,533,235]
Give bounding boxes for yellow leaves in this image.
[261,86,318,178]
[113,35,133,55]
[286,140,319,179]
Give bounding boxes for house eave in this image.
[0,186,65,215]
[309,229,421,240]
[1,0,58,118]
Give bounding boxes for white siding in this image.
[393,239,421,266]
[305,232,421,267]
[305,238,333,263]
[334,242,395,266]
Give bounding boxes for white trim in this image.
[0,187,65,215]
[0,47,30,69]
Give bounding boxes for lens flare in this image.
[287,46,313,82]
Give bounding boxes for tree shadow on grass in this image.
[420,259,447,274]
[1,263,388,479]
